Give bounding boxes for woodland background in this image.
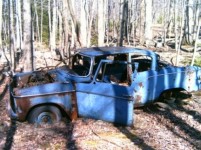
[0,0,201,72]
[0,1,201,149]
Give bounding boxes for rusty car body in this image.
[8,47,201,125]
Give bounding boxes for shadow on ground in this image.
[3,120,17,150]
[117,126,155,150]
[142,93,201,149]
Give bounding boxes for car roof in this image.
[76,47,157,57]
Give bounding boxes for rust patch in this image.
[135,95,142,103]
[71,83,78,120]
[16,75,30,88]
[16,98,32,120]
[139,82,144,88]
[186,70,195,79]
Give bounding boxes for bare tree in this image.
[139,0,145,44]
[184,0,194,44]
[9,0,15,70]
[0,0,2,49]
[40,0,43,43]
[167,0,174,39]
[176,0,185,65]
[15,0,22,52]
[80,0,87,47]
[34,0,40,42]
[112,1,118,42]
[62,0,70,59]
[193,0,200,41]
[98,0,105,46]
[57,5,63,49]
[174,0,178,52]
[86,0,96,47]
[191,5,200,66]
[131,0,139,46]
[22,0,33,71]
[2,1,9,45]
[188,0,194,44]
[48,0,51,47]
[119,0,128,46]
[49,0,57,51]
[67,0,81,47]
[144,0,152,46]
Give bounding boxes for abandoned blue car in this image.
[8,47,201,125]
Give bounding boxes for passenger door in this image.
[75,60,135,125]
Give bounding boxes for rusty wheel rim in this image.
[37,112,55,124]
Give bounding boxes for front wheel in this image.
[27,106,62,124]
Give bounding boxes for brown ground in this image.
[0,48,201,150]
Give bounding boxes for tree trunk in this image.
[112,1,117,41]
[22,0,33,71]
[167,0,174,38]
[144,0,152,46]
[98,0,105,46]
[139,0,145,45]
[193,0,199,41]
[176,0,185,66]
[132,0,138,46]
[71,18,76,48]
[105,0,109,45]
[87,0,95,47]
[80,0,87,47]
[174,0,178,52]
[163,0,167,44]
[15,0,22,52]
[58,10,63,50]
[119,0,128,46]
[2,2,8,44]
[184,0,194,44]
[40,0,43,43]
[50,0,57,51]
[9,0,15,70]
[62,0,70,63]
[48,0,52,49]
[67,0,81,47]
[188,0,194,44]
[34,0,40,42]
[0,0,2,49]
[191,9,200,66]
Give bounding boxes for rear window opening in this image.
[72,54,92,76]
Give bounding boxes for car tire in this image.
[27,105,62,124]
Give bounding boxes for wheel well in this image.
[159,88,185,99]
[26,103,71,121]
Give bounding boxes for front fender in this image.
[10,82,76,121]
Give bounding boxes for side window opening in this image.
[131,55,152,72]
[93,54,128,75]
[96,61,132,86]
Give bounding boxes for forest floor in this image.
[0,47,201,150]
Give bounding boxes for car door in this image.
[75,60,135,125]
[130,54,158,106]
